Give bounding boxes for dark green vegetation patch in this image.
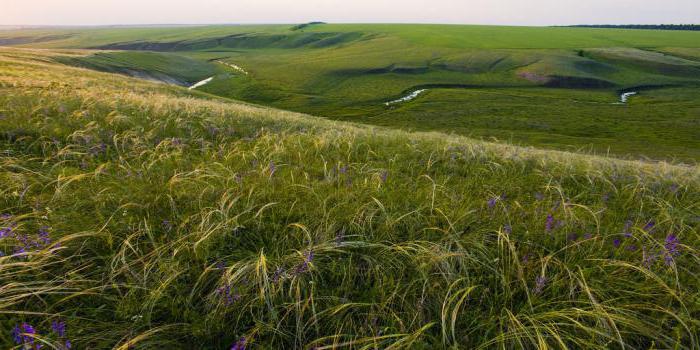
[55,51,223,85]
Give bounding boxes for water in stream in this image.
[620,92,637,103]
[385,89,427,106]
[188,77,214,90]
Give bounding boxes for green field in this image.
[2,24,699,160]
[1,38,700,350]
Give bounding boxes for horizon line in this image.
[2,22,699,29]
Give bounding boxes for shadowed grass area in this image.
[54,51,223,85]
[0,48,699,349]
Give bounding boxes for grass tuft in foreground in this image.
[0,49,698,349]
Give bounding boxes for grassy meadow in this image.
[0,47,699,349]
[2,24,699,160]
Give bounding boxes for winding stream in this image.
[188,60,248,90]
[216,60,248,75]
[188,77,214,90]
[619,92,637,103]
[385,87,640,106]
[385,89,427,106]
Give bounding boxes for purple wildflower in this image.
[642,248,658,268]
[10,227,57,257]
[294,251,314,274]
[51,320,66,337]
[339,165,348,174]
[380,170,388,183]
[11,324,21,344]
[13,246,27,257]
[216,283,241,306]
[161,220,173,232]
[492,195,507,209]
[0,213,10,220]
[38,227,51,246]
[271,266,284,283]
[15,323,37,345]
[207,125,220,137]
[503,224,512,235]
[669,184,679,194]
[487,197,498,209]
[215,260,226,270]
[567,233,578,242]
[230,337,246,350]
[623,220,633,237]
[613,238,621,248]
[22,323,36,336]
[583,233,593,240]
[65,340,72,349]
[664,234,681,265]
[545,214,554,232]
[643,221,655,233]
[0,221,16,239]
[521,253,531,264]
[0,225,12,238]
[533,276,547,295]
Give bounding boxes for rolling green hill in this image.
[2,24,699,160]
[4,24,700,49]
[0,47,699,350]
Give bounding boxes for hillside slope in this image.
[0,48,699,349]
[2,24,700,160]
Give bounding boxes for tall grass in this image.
[0,48,698,349]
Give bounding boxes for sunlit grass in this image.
[0,48,698,349]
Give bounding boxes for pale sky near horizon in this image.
[1,0,699,26]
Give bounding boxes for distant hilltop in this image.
[564,24,700,31]
[291,22,327,31]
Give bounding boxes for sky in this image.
[1,0,699,26]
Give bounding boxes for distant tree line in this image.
[563,24,700,31]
